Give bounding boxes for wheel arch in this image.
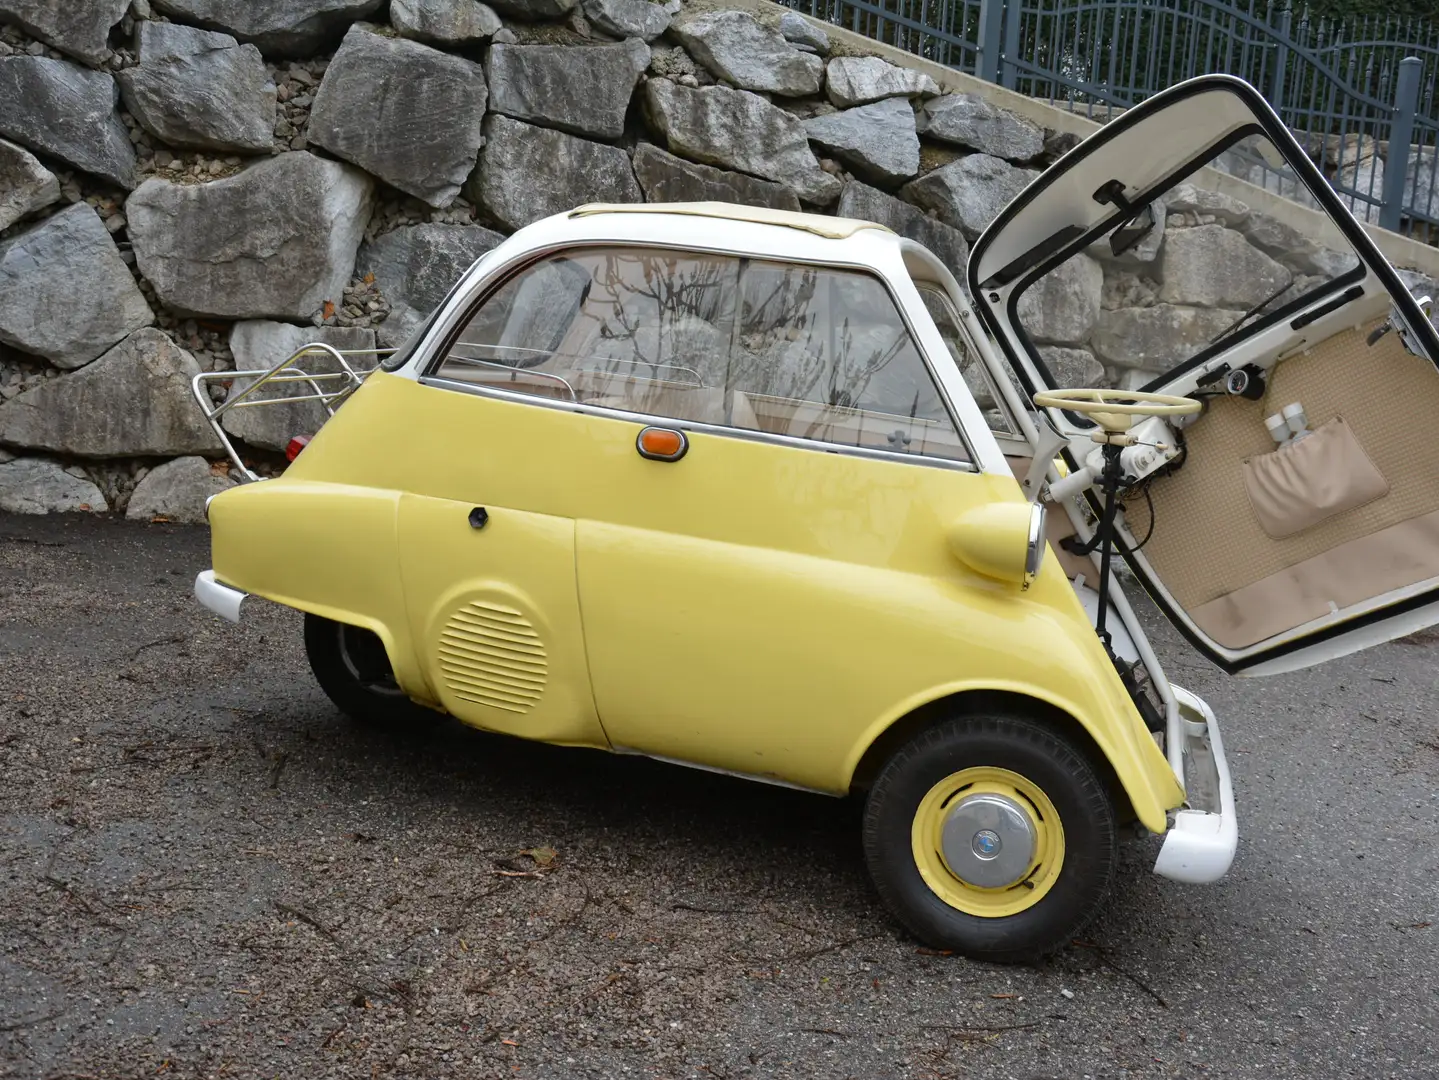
[847,688,1153,828]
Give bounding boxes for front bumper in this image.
[195,569,247,623]
[1152,685,1238,884]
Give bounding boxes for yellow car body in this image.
[195,73,1439,959]
[206,367,1185,828]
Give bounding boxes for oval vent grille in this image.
[437,601,548,715]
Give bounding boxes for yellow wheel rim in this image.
[910,766,1065,918]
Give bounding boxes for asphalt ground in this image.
[1,512,1436,1080]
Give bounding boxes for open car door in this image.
[969,74,1439,676]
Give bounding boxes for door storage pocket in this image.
[1241,416,1389,540]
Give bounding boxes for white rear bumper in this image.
[1152,685,1238,884]
[195,569,247,623]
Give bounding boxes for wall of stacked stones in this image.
[0,0,1435,521]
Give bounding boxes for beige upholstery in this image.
[1240,416,1388,539]
[1191,508,1439,647]
[1122,316,1439,646]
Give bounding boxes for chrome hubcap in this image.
[940,793,1036,888]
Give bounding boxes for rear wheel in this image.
[303,613,420,726]
[862,713,1117,963]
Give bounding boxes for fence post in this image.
[977,0,1005,84]
[1000,0,1020,89]
[1270,7,1291,115]
[1379,56,1422,233]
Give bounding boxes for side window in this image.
[432,247,970,462]
[916,285,1018,438]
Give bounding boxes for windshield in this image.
[1011,131,1364,393]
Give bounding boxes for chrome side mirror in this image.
[1023,503,1048,591]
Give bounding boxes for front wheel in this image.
[862,713,1118,963]
[303,613,421,726]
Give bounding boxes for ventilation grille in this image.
[437,601,548,715]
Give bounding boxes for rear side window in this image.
[429,247,970,462]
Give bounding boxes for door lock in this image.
[468,507,489,530]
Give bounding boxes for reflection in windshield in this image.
[1013,136,1364,392]
[434,247,971,461]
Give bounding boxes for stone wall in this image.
[0,0,1435,521]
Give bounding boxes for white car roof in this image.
[567,201,895,241]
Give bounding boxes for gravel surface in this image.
[2,513,1436,1079]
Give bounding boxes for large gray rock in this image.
[1163,183,1250,227]
[633,142,800,211]
[643,79,840,206]
[485,0,579,20]
[224,322,376,450]
[149,0,384,57]
[127,152,375,321]
[391,0,502,45]
[308,25,487,209]
[1038,346,1105,389]
[1157,224,1291,308]
[671,10,822,98]
[0,138,59,232]
[1237,211,1360,279]
[127,456,236,524]
[1403,150,1437,221]
[0,0,129,65]
[1335,156,1383,224]
[0,204,153,369]
[0,328,221,456]
[1015,254,1102,345]
[900,153,1037,239]
[779,11,828,53]
[357,223,504,346]
[825,55,939,108]
[0,457,107,514]
[0,58,135,189]
[916,93,1043,162]
[803,98,919,187]
[115,22,275,154]
[1091,304,1242,371]
[470,114,641,232]
[582,0,671,41]
[487,39,648,142]
[836,181,969,283]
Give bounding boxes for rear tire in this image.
[303,613,422,726]
[862,713,1117,963]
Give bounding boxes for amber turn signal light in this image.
[636,426,688,462]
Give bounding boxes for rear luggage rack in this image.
[191,343,393,483]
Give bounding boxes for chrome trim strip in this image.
[419,374,982,474]
[609,745,839,796]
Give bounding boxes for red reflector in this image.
[285,435,312,462]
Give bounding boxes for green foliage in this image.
[1295,0,1439,20]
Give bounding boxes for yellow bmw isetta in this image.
[194,76,1439,961]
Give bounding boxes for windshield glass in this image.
[1012,132,1364,393]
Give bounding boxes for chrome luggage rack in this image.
[191,343,393,483]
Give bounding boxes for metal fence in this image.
[783,0,1439,240]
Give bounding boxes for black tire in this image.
[303,613,423,726]
[862,713,1117,964]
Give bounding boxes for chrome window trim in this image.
[418,372,982,475]
[414,238,983,470]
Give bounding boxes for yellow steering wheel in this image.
[1032,387,1202,433]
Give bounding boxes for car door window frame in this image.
[989,123,1369,431]
[417,241,983,473]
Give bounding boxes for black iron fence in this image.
[784,0,1439,239]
